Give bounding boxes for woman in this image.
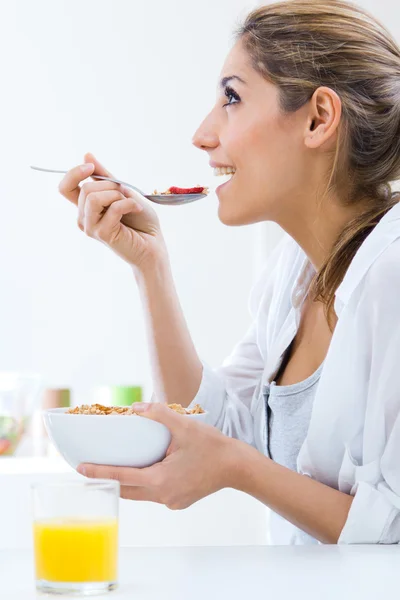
[59,0,400,544]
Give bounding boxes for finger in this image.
[120,184,145,201]
[94,197,143,241]
[120,486,161,502]
[84,190,126,234]
[84,152,114,178]
[77,463,150,486]
[132,403,190,436]
[77,180,122,229]
[59,163,95,206]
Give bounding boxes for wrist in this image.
[220,437,260,492]
[132,239,170,282]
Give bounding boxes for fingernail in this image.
[81,163,94,173]
[77,465,87,476]
[132,403,150,413]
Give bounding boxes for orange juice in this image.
[33,518,118,582]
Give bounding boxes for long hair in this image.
[236,0,400,324]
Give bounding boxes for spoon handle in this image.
[30,166,146,196]
[30,166,67,174]
[89,175,146,196]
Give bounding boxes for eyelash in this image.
[222,86,241,107]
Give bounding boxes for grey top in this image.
[263,361,324,544]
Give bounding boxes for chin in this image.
[216,182,269,226]
[217,203,255,227]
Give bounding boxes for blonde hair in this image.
[236,0,400,323]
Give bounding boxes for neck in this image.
[276,193,365,271]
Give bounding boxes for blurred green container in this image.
[111,386,142,407]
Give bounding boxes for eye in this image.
[222,85,241,108]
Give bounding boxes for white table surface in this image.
[1,545,399,599]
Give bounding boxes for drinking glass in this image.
[32,480,119,596]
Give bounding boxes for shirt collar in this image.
[289,201,400,318]
[335,201,400,315]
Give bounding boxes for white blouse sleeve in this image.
[189,236,290,446]
[339,250,400,544]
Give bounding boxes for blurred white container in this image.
[0,372,42,457]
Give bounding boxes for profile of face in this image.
[192,39,338,228]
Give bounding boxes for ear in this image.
[304,87,342,150]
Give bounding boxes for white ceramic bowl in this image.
[43,407,207,469]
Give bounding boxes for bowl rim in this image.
[43,407,208,418]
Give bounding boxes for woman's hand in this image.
[76,402,354,542]
[77,403,237,510]
[58,153,165,271]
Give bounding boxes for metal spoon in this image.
[30,166,208,206]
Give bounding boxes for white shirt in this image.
[191,201,400,544]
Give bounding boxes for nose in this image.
[192,111,219,152]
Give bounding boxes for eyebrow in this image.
[220,75,247,89]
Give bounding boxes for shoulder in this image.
[366,236,400,288]
[349,237,400,330]
[336,206,400,311]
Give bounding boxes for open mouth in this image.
[214,166,236,191]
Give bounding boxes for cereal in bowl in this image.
[66,403,204,415]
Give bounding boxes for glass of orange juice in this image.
[32,480,119,595]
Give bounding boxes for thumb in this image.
[84,152,114,178]
[132,402,188,435]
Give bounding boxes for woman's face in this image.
[192,39,312,227]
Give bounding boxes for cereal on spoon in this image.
[153,186,209,195]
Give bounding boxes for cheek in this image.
[242,119,301,192]
[228,116,280,170]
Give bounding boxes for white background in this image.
[0,0,261,404]
[1,0,398,404]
